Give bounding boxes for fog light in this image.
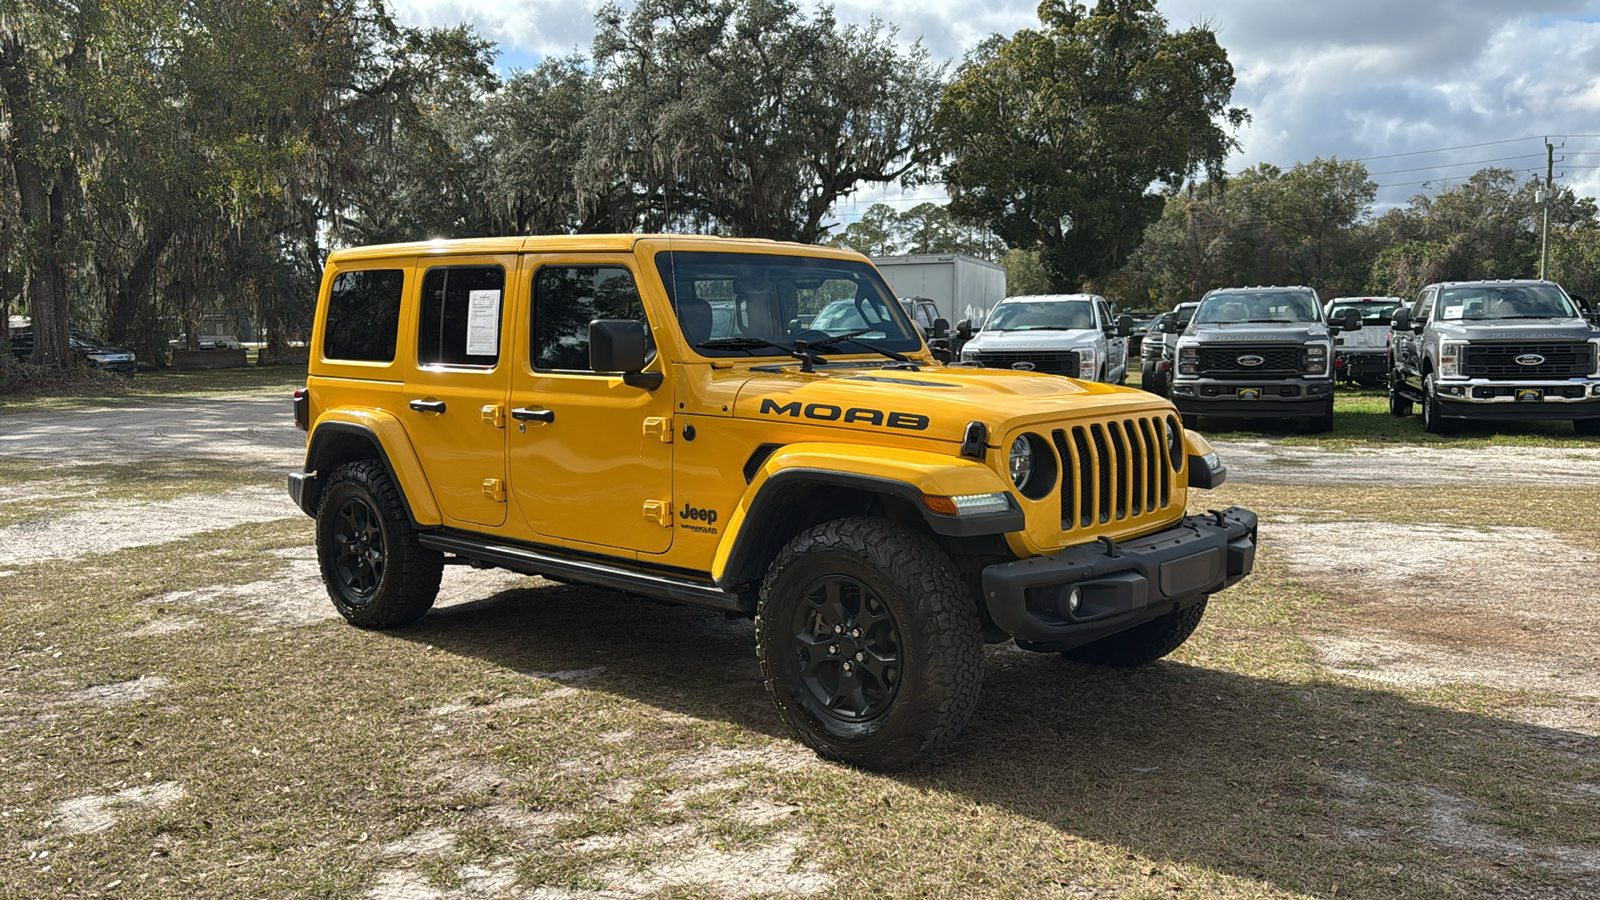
[1067,587,1082,614]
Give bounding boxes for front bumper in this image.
[982,507,1257,651]
[1432,378,1600,420]
[1171,376,1333,418]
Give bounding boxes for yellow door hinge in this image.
[643,499,673,527]
[643,416,673,443]
[481,478,506,502]
[481,404,506,429]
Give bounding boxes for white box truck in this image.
[872,254,1006,330]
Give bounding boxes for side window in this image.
[1413,290,1432,322]
[418,265,505,368]
[532,265,652,372]
[913,303,934,331]
[324,269,404,362]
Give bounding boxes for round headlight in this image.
[1009,436,1034,489]
[1165,416,1185,472]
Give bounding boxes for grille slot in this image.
[1198,345,1301,378]
[969,350,1079,375]
[1054,413,1175,532]
[1461,343,1594,378]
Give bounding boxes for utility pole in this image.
[1540,139,1554,280]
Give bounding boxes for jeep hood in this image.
[727,364,1172,444]
[1184,323,1328,343]
[1428,317,1598,341]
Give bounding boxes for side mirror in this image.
[1390,308,1411,332]
[932,317,950,339]
[1160,317,1178,334]
[589,319,661,389]
[956,319,973,341]
[1334,308,1361,332]
[1115,314,1135,337]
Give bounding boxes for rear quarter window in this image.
[323,269,404,362]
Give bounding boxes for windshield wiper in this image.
[696,337,827,372]
[801,329,911,362]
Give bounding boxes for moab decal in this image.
[759,398,929,431]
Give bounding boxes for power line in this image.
[1367,153,1545,176]
[1342,136,1544,163]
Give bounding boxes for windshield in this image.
[1195,291,1319,324]
[654,251,922,358]
[1328,301,1401,324]
[1436,284,1579,321]
[982,300,1095,332]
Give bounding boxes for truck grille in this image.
[1461,343,1595,378]
[1198,345,1301,378]
[1052,414,1179,531]
[970,350,1078,376]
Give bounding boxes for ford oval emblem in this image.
[1515,354,1545,366]
[1237,354,1265,367]
[1011,361,1035,371]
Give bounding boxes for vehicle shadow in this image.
[400,578,1600,899]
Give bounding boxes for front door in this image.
[506,257,675,554]
[402,257,517,528]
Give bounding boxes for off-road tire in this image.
[756,517,982,770]
[1308,398,1335,433]
[315,460,443,629]
[1060,597,1208,667]
[1421,374,1452,434]
[1576,419,1600,436]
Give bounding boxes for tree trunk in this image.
[108,222,174,345]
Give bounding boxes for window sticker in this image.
[1441,304,1464,320]
[466,289,502,355]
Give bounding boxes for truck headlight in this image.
[1077,349,1097,380]
[1303,343,1329,375]
[1591,339,1599,376]
[1440,341,1465,378]
[1178,344,1198,376]
[1009,436,1034,490]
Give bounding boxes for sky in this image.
[389,0,1600,225]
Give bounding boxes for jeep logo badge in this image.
[1515,354,1545,366]
[1237,354,1265,367]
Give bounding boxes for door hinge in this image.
[643,499,673,527]
[481,478,506,502]
[481,404,506,429]
[643,416,673,443]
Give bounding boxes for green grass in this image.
[0,364,306,413]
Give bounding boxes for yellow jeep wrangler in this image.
[287,235,1257,769]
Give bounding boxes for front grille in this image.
[1198,345,1301,378]
[1051,414,1178,531]
[1461,343,1594,378]
[970,350,1078,375]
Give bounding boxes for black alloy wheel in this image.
[329,495,384,602]
[787,574,903,722]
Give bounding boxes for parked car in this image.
[1139,302,1200,398]
[956,293,1134,383]
[1167,286,1360,433]
[9,329,138,375]
[1388,279,1600,434]
[1325,296,1405,385]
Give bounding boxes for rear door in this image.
[401,256,518,528]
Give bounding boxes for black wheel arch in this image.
[715,469,1023,593]
[296,422,424,528]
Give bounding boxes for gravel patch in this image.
[0,395,304,467]
[0,485,298,566]
[1214,439,1600,486]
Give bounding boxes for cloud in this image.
[387,0,1600,207]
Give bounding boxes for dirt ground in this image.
[1,395,1597,898]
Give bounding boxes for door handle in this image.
[510,407,555,423]
[409,399,447,414]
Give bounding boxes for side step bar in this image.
[418,531,754,615]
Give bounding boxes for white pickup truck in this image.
[956,293,1134,383]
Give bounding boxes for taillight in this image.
[293,388,309,431]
